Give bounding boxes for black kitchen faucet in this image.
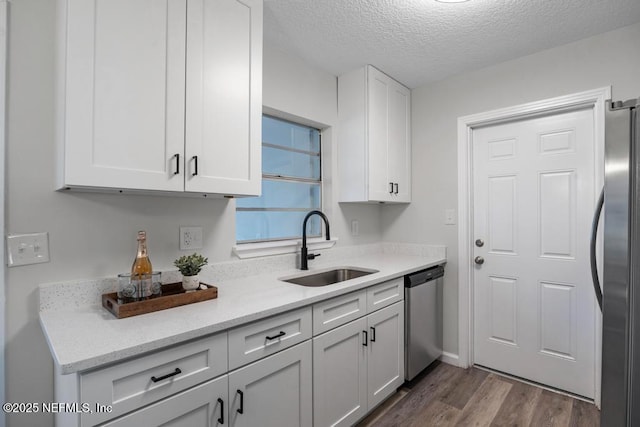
[300,210,331,270]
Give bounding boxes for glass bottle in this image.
[131,230,153,299]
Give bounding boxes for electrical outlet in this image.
[351,220,359,236]
[180,227,203,250]
[7,232,50,267]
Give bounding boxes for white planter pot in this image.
[182,274,200,291]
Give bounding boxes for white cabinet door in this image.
[387,79,411,202]
[60,0,261,197]
[101,374,228,427]
[313,317,368,427]
[338,65,411,203]
[228,341,312,427]
[367,302,404,410]
[184,0,262,196]
[62,0,186,192]
[367,67,393,202]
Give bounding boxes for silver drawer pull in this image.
[265,331,286,341]
[150,367,181,383]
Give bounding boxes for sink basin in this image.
[280,267,378,287]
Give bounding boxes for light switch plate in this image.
[445,209,456,225]
[180,227,203,250]
[7,232,50,267]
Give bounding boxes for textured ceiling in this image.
[264,0,640,88]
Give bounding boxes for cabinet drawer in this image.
[366,278,404,313]
[228,307,312,370]
[313,290,367,335]
[80,332,227,426]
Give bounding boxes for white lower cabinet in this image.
[313,302,405,427]
[101,374,228,427]
[228,341,313,427]
[367,302,405,410]
[53,279,406,427]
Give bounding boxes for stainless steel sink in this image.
[280,267,378,287]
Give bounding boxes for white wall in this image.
[381,22,640,356]
[4,3,380,426]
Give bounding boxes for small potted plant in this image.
[174,253,208,291]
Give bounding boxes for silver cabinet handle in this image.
[474,256,484,265]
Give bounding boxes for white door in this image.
[228,341,312,427]
[313,317,367,427]
[472,108,596,398]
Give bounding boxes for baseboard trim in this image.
[440,351,461,367]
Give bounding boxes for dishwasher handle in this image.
[405,265,444,288]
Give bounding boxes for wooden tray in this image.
[102,282,218,319]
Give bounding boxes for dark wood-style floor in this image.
[357,362,600,427]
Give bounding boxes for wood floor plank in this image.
[529,389,574,427]
[409,400,461,427]
[357,364,599,427]
[569,399,600,427]
[439,367,490,410]
[490,379,542,426]
[370,362,461,427]
[454,374,513,426]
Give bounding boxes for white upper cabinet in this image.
[58,0,262,197]
[338,65,411,203]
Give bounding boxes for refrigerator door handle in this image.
[591,187,604,311]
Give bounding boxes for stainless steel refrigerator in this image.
[595,97,640,426]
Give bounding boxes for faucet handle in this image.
[307,253,321,260]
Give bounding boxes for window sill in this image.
[233,237,338,259]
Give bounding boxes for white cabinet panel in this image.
[366,278,403,313]
[228,307,312,370]
[62,0,185,192]
[185,0,262,196]
[367,302,404,410]
[228,341,312,427]
[312,290,367,335]
[80,332,227,426]
[59,0,262,197]
[313,318,367,427]
[101,375,227,427]
[338,65,411,203]
[313,300,405,426]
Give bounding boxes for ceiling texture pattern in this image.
[264,0,640,88]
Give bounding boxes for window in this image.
[236,115,322,243]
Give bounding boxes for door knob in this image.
[474,256,485,265]
[475,239,484,247]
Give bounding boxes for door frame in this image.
[0,2,7,424]
[456,87,610,406]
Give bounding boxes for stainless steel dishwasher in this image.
[404,265,444,381]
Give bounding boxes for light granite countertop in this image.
[40,250,446,375]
